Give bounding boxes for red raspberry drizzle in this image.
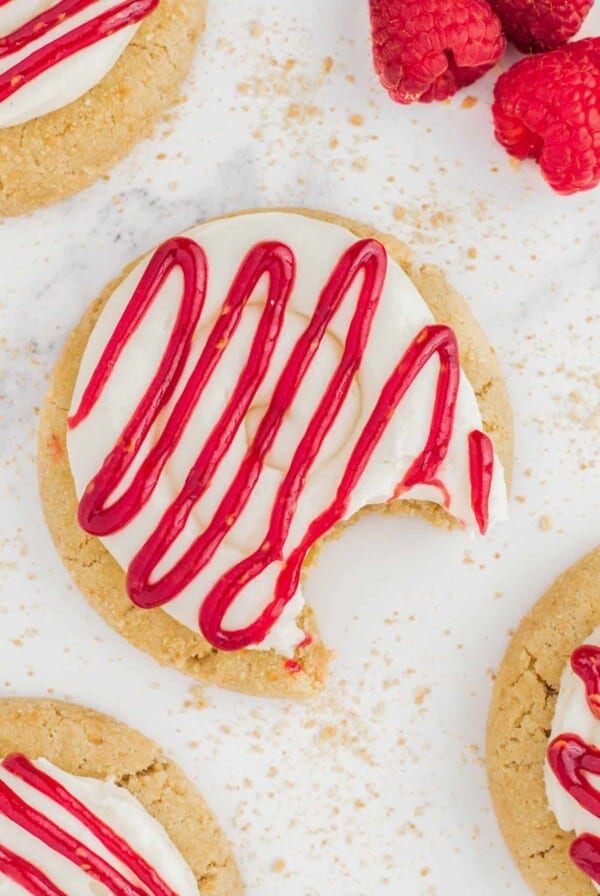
[572,644,600,720]
[468,429,494,535]
[68,236,494,651]
[0,753,179,895]
[548,734,600,817]
[0,0,158,104]
[570,833,600,886]
[548,733,600,883]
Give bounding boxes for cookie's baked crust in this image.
[0,698,243,895]
[487,547,600,896]
[0,0,206,216]
[38,208,513,698]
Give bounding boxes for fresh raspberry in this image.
[492,38,600,194]
[489,0,593,53]
[369,0,506,104]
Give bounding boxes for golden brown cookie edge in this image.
[0,0,206,216]
[0,697,243,895]
[487,546,600,896]
[38,207,514,699]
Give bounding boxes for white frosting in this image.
[546,625,600,891]
[0,1,144,128]
[0,756,199,895]
[67,212,509,656]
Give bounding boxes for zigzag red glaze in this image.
[548,731,600,883]
[0,0,158,103]
[548,655,600,887]
[0,753,178,896]
[69,236,494,651]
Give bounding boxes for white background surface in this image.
[1,2,599,894]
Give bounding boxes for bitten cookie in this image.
[38,207,513,699]
[0,0,205,216]
[0,697,242,894]
[488,546,600,895]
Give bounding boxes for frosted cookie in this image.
[0,698,242,894]
[0,0,205,216]
[39,208,513,698]
[488,547,600,895]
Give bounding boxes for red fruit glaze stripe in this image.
[548,734,600,818]
[547,731,600,887]
[0,844,67,896]
[2,754,178,896]
[0,0,158,104]
[198,323,464,651]
[468,429,494,535]
[0,754,179,896]
[572,645,600,720]
[69,236,493,650]
[570,833,600,885]
[72,238,295,535]
[547,648,600,886]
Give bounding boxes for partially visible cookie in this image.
[487,546,600,895]
[0,0,205,216]
[38,207,513,699]
[0,698,242,895]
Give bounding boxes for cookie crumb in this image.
[414,687,431,705]
[188,685,208,709]
[319,725,337,741]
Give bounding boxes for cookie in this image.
[0,0,205,216]
[487,546,600,895]
[38,207,513,699]
[0,697,242,894]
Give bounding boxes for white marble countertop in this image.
[1,1,600,894]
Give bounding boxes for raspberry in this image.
[492,38,600,195]
[489,0,593,53]
[369,0,506,104]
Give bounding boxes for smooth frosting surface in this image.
[0,1,143,128]
[0,756,199,895]
[67,212,508,655]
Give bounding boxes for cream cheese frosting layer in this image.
[0,755,199,895]
[0,1,147,128]
[67,212,509,656]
